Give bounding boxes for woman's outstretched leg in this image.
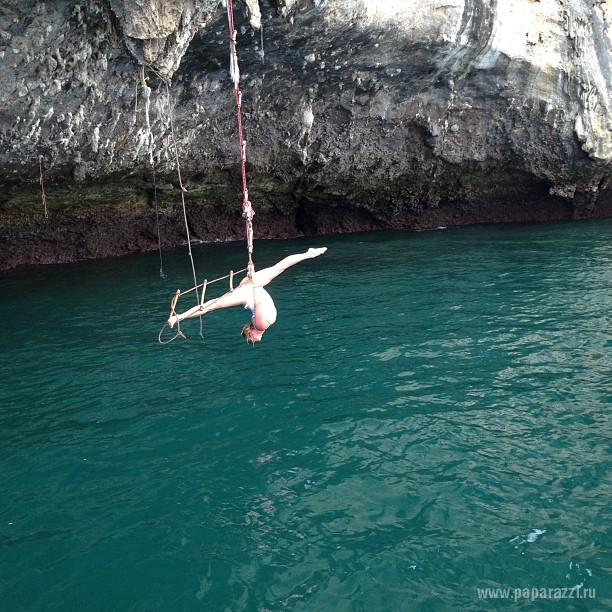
[253,248,327,286]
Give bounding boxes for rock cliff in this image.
[1,0,611,269]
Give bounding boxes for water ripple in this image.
[1,222,611,610]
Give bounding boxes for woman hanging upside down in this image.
[168,247,327,343]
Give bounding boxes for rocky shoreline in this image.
[3,176,610,271]
[1,1,612,270]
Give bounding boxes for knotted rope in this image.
[227,0,255,277]
[159,1,258,343]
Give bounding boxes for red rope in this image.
[227,0,255,276]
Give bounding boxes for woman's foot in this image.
[168,314,178,328]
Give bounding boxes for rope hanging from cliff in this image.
[227,0,255,278]
[158,1,256,343]
[165,80,201,306]
[38,155,49,219]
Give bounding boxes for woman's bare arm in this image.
[169,285,250,326]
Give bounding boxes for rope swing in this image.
[159,0,256,344]
[227,0,256,278]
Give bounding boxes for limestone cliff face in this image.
[1,0,611,269]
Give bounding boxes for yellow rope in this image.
[199,279,208,307]
[176,266,248,299]
[158,266,249,344]
[169,289,180,319]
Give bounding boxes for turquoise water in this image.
[1,220,610,611]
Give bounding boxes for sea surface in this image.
[1,219,610,611]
